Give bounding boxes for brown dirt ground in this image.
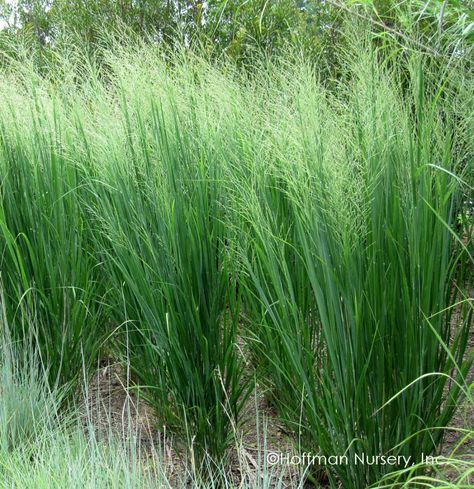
[80,358,300,487]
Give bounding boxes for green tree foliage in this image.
[0,0,333,62]
[1,1,472,62]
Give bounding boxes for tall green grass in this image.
[233,50,473,486]
[84,51,250,468]
[0,32,471,486]
[0,79,106,392]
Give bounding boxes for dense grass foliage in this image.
[0,83,106,393]
[0,36,472,486]
[233,55,473,486]
[92,83,248,465]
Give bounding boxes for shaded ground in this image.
[80,358,300,487]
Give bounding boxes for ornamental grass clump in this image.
[89,49,249,469]
[0,32,471,487]
[234,48,473,487]
[0,76,106,393]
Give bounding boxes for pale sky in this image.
[0,0,17,30]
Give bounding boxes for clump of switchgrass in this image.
[232,42,473,487]
[85,47,251,470]
[0,69,107,393]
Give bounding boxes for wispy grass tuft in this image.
[86,51,251,469]
[233,44,474,487]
